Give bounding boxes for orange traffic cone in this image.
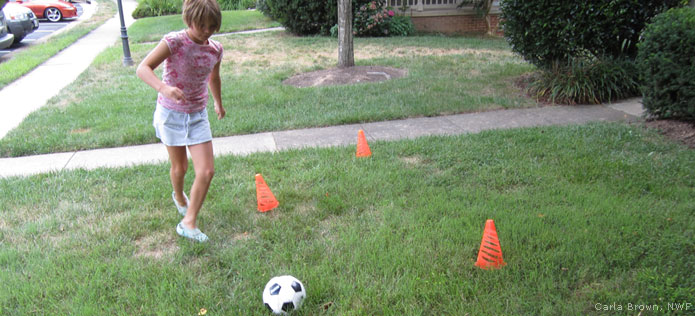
[255,174,279,212]
[356,130,372,158]
[475,219,506,269]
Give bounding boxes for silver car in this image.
[1,0,15,49]
[3,2,38,44]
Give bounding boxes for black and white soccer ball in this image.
[262,275,306,314]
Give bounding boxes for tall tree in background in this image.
[338,0,354,68]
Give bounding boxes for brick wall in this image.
[411,14,502,35]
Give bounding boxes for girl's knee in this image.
[198,167,215,181]
[171,165,188,178]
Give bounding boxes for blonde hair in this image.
[182,0,222,31]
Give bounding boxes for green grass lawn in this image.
[0,31,533,157]
[0,0,116,90]
[127,10,281,43]
[1,123,693,314]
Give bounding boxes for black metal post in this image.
[117,0,133,66]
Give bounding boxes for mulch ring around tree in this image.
[282,66,407,88]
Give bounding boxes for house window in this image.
[388,0,420,6]
[422,0,458,4]
[388,0,500,7]
[388,0,461,10]
[389,0,460,5]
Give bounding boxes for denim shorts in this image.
[153,104,212,147]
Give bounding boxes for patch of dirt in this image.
[70,128,91,134]
[514,74,695,148]
[644,119,695,149]
[134,232,178,260]
[282,66,407,88]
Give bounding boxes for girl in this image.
[136,0,225,242]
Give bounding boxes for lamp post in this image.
[117,0,133,66]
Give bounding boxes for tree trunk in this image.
[484,0,492,36]
[485,15,492,36]
[338,0,354,68]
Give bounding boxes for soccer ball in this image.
[262,275,306,314]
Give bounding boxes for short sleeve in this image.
[210,39,223,63]
[162,31,182,56]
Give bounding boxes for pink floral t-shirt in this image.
[157,30,223,113]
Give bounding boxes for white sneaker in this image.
[176,222,208,242]
[172,191,189,216]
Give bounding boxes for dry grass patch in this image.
[218,34,516,76]
[134,231,179,260]
[357,45,514,59]
[231,231,254,242]
[399,155,423,166]
[294,200,317,216]
[3,200,133,250]
[70,128,92,134]
[51,95,85,110]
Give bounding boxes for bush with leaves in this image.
[528,57,640,105]
[330,13,413,38]
[353,1,394,36]
[637,7,695,120]
[388,15,415,36]
[217,0,256,10]
[500,0,686,104]
[132,0,182,19]
[500,0,684,69]
[259,0,373,35]
[133,0,255,18]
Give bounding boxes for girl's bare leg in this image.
[181,141,215,229]
[166,146,189,206]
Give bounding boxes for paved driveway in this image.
[0,2,83,59]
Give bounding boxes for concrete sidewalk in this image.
[0,99,643,178]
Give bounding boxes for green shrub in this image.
[329,14,413,37]
[528,57,640,105]
[329,24,339,37]
[256,0,268,13]
[388,15,414,36]
[637,7,695,120]
[353,0,394,36]
[258,0,373,35]
[132,0,182,19]
[500,0,684,69]
[217,0,256,10]
[133,0,255,19]
[257,0,331,35]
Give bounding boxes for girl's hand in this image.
[159,85,186,103]
[214,103,226,120]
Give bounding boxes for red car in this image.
[12,0,76,22]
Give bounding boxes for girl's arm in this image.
[209,60,225,120]
[136,41,185,103]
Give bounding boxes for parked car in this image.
[3,2,38,44]
[13,0,76,22]
[0,9,15,49]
